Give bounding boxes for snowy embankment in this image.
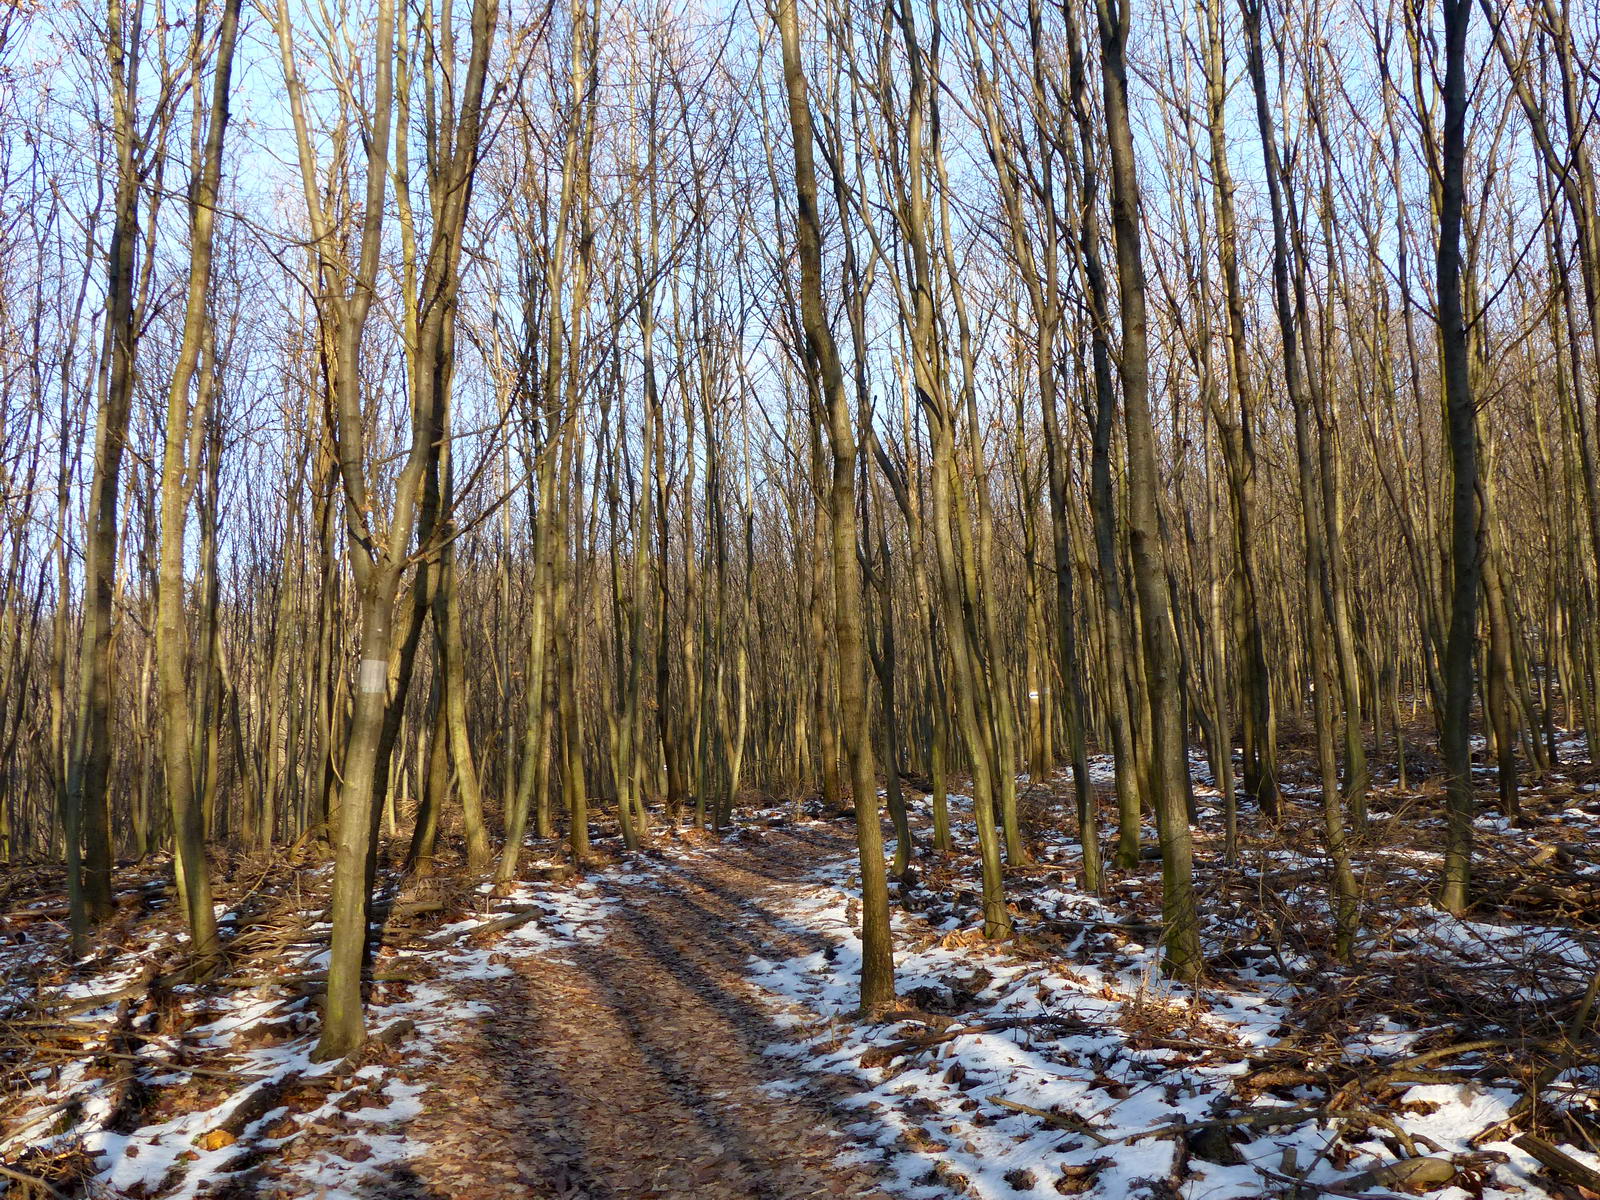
[744,762,1600,1200]
[1,863,616,1198]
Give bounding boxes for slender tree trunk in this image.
[1094,0,1199,979]
[775,0,895,1013]
[1434,0,1480,914]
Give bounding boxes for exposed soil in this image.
[255,823,896,1199]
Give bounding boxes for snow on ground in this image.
[1,864,618,1199]
[740,754,1600,1200]
[746,853,1593,1199]
[8,749,1600,1199]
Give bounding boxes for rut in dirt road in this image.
[369,824,899,1200]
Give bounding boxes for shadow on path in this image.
[356,826,899,1200]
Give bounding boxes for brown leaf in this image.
[195,1129,236,1151]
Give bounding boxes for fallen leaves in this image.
[193,1128,236,1151]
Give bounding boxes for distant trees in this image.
[3,0,1591,1033]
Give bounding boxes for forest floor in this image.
[4,744,1600,1199]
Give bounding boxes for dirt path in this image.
[329,825,895,1199]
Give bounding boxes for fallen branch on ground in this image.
[988,1096,1112,1144]
[1514,1133,1600,1193]
[420,905,548,946]
[857,1015,1088,1069]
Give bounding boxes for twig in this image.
[222,969,418,989]
[1381,1039,1510,1070]
[25,1045,265,1082]
[1120,1104,1332,1142]
[0,1161,70,1200]
[858,1015,1085,1068]
[1122,1105,1441,1157]
[989,1096,1113,1144]
[1253,1165,1396,1200]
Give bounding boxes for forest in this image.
[1,0,1599,1193]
